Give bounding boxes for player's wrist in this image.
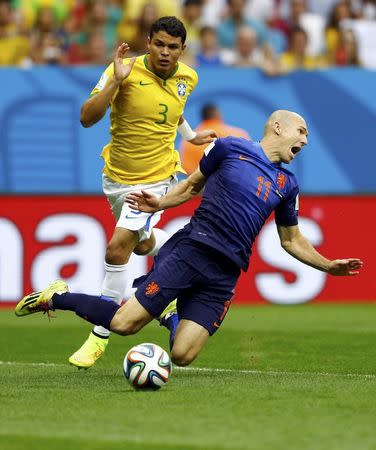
[178,119,197,141]
[111,75,123,87]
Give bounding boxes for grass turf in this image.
[1,304,376,450]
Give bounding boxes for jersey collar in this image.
[143,54,179,83]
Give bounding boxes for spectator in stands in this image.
[13,0,71,32]
[30,30,67,65]
[221,26,280,74]
[305,0,339,18]
[217,0,269,49]
[359,0,376,19]
[334,28,361,66]
[195,25,224,66]
[68,0,121,64]
[125,0,180,19]
[119,0,181,41]
[181,103,249,175]
[120,2,159,55]
[29,7,68,64]
[325,1,354,63]
[181,0,204,55]
[0,0,29,65]
[277,0,325,56]
[84,30,109,65]
[279,26,327,72]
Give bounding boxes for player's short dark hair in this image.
[201,103,219,120]
[149,16,187,45]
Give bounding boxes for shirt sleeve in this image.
[89,63,115,98]
[274,186,299,227]
[191,69,198,93]
[199,138,229,177]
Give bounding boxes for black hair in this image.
[149,16,187,45]
[201,103,219,120]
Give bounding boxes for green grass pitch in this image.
[1,304,376,450]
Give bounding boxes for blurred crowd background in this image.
[1,0,376,73]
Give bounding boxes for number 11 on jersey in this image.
[256,176,271,202]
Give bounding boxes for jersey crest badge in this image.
[277,173,287,190]
[145,281,160,296]
[177,82,187,97]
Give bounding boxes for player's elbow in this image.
[80,119,91,128]
[280,238,293,253]
[80,111,93,128]
[80,102,97,128]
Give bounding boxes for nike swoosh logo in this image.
[125,215,141,219]
[139,81,153,86]
[239,155,249,161]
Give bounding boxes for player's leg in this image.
[133,228,178,350]
[70,175,177,368]
[15,282,154,335]
[170,319,209,366]
[68,226,140,368]
[129,175,180,348]
[169,244,240,366]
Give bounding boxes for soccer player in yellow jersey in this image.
[69,17,216,369]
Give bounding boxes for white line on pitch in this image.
[0,360,64,367]
[1,360,375,379]
[175,366,376,379]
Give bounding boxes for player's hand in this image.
[125,191,161,213]
[189,129,217,145]
[327,258,363,276]
[113,43,136,83]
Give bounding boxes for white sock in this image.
[93,262,127,338]
[147,228,170,257]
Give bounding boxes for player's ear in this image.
[147,36,151,50]
[182,43,186,52]
[274,121,281,135]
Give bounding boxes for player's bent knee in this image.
[170,348,197,367]
[134,239,154,256]
[109,316,144,336]
[105,245,124,264]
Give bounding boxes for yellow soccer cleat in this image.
[15,280,68,317]
[69,332,109,369]
[158,299,177,323]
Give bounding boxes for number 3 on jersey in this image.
[155,103,169,124]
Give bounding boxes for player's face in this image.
[280,118,308,163]
[147,31,185,75]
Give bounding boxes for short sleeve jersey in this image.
[90,54,198,185]
[186,137,299,271]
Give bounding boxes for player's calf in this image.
[171,319,210,366]
[109,294,154,335]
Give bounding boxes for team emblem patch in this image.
[145,281,160,296]
[177,82,187,96]
[277,173,287,190]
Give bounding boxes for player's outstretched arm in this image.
[126,169,207,213]
[277,224,363,276]
[189,129,217,145]
[80,43,136,128]
[178,116,217,145]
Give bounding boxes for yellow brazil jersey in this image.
[90,54,198,185]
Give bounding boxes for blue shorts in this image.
[133,228,240,335]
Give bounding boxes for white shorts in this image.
[102,174,178,241]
